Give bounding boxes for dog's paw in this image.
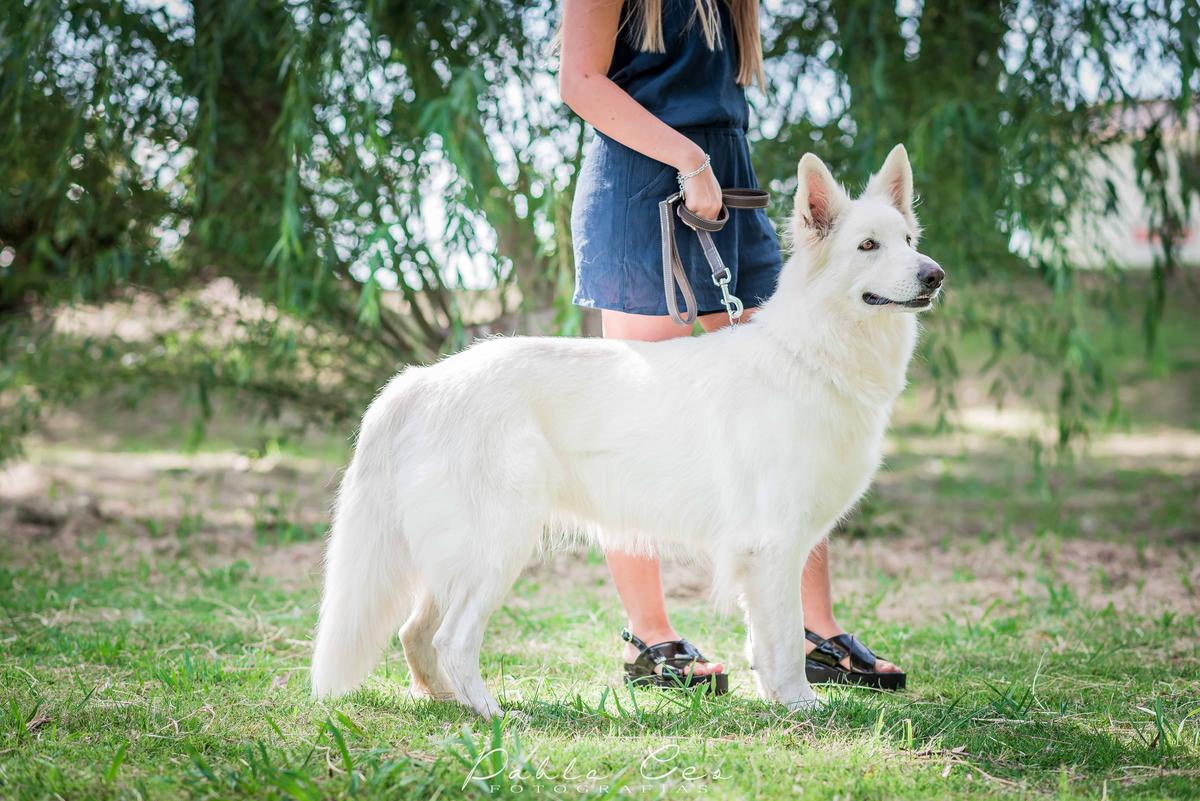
[470,695,504,721]
[784,692,822,713]
[499,709,531,726]
[407,684,457,703]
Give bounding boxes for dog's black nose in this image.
[917,259,944,290]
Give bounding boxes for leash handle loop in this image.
[659,189,769,326]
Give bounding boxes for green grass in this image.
[2,283,1198,799]
[1,505,1197,800]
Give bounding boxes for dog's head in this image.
[792,145,943,313]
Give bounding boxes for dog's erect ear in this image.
[795,153,848,238]
[866,144,916,227]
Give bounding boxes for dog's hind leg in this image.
[399,587,452,699]
[431,535,535,720]
[738,545,818,710]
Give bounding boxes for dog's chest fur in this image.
[729,315,917,541]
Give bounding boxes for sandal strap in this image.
[804,629,849,669]
[622,628,656,659]
[805,629,886,674]
[622,629,710,676]
[827,633,879,673]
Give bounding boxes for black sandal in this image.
[622,629,729,695]
[805,630,906,690]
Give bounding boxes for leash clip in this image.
[712,269,744,324]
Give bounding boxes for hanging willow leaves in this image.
[0,0,1195,459]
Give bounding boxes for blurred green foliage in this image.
[0,0,1196,458]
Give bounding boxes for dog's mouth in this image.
[862,292,936,309]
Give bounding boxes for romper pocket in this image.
[629,158,677,202]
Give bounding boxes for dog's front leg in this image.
[738,546,818,711]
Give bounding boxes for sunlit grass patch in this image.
[1,523,1197,800]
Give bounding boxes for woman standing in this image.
[559,0,905,691]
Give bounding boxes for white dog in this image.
[311,145,943,718]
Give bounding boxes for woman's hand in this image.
[681,158,724,222]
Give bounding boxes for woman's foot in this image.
[621,626,724,677]
[624,628,897,671]
[621,624,901,677]
[804,621,902,673]
[801,617,907,690]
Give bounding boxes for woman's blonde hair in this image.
[628,0,764,88]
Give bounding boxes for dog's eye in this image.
[905,235,913,245]
[858,239,878,251]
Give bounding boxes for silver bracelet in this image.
[677,153,712,197]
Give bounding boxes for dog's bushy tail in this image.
[311,392,412,699]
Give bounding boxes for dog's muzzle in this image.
[863,257,944,308]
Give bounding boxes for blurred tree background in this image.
[0,0,1197,459]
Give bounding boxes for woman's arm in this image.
[559,0,724,220]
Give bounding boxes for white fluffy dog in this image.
[311,145,943,718]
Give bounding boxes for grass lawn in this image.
[2,292,1198,800]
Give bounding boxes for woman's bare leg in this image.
[798,539,901,672]
[606,550,723,674]
[601,309,722,675]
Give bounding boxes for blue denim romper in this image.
[570,0,782,316]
